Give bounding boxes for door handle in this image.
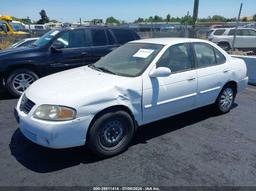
[187,77,196,81]
[223,69,230,73]
[81,52,89,56]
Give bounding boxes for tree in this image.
[166,14,171,22]
[180,15,194,25]
[211,15,227,22]
[253,14,256,21]
[37,9,49,24]
[105,16,120,25]
[135,17,144,23]
[242,17,247,22]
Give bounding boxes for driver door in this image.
[142,43,197,124]
[50,29,93,73]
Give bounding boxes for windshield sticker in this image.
[133,49,155,58]
[50,30,59,36]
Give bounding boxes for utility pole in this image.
[185,11,190,38]
[232,3,243,51]
[192,0,199,28]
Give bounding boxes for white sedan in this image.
[15,38,248,157]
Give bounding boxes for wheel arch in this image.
[86,105,138,140]
[4,64,39,79]
[224,81,237,95]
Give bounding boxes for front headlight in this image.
[33,105,76,121]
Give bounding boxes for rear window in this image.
[111,29,137,44]
[213,29,225,35]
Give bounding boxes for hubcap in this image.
[219,87,233,112]
[12,73,35,93]
[100,119,124,147]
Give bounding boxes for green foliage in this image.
[166,14,171,22]
[242,17,247,22]
[37,9,49,24]
[11,16,32,24]
[105,16,120,24]
[180,15,194,25]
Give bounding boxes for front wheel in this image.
[215,85,235,114]
[6,69,39,97]
[87,110,135,157]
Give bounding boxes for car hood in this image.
[0,46,39,58]
[25,66,142,108]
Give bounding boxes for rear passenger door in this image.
[193,42,230,107]
[241,29,256,48]
[88,29,119,63]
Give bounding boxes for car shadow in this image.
[10,104,238,173]
[0,91,16,100]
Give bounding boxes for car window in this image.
[111,29,136,44]
[106,30,116,45]
[228,29,243,36]
[53,29,91,48]
[243,29,256,36]
[18,40,36,47]
[214,48,226,64]
[69,29,91,48]
[214,29,225,35]
[194,43,216,68]
[156,43,194,73]
[93,43,163,77]
[91,29,108,46]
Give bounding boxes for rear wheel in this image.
[87,110,134,157]
[6,69,39,97]
[215,85,235,114]
[218,42,231,51]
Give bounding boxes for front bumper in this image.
[15,101,93,149]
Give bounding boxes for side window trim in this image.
[106,29,117,45]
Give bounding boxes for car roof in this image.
[60,26,134,32]
[213,27,255,30]
[130,38,208,46]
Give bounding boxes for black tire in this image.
[218,42,231,51]
[87,110,135,157]
[215,85,236,114]
[6,69,39,97]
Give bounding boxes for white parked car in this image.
[15,38,248,157]
[208,28,256,51]
[9,37,39,49]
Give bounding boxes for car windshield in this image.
[33,30,60,47]
[9,22,25,32]
[91,43,163,77]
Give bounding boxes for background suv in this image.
[0,27,140,97]
[208,28,256,51]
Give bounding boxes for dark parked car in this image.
[0,27,140,97]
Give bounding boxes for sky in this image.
[1,0,256,22]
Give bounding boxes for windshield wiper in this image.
[88,64,116,75]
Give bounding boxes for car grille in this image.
[19,95,35,114]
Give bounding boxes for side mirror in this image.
[149,67,171,78]
[51,42,64,52]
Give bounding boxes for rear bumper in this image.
[237,76,249,93]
